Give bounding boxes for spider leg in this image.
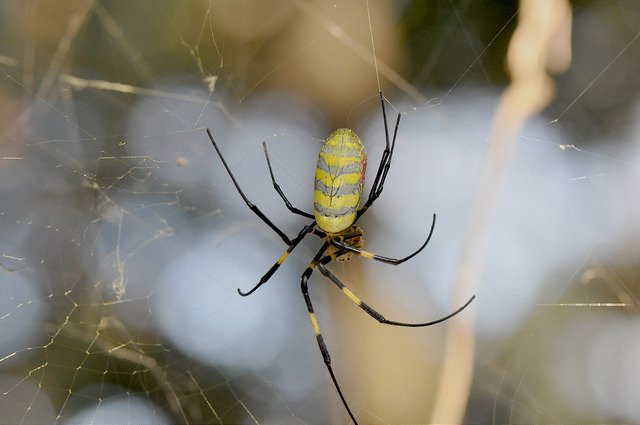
[263,142,315,219]
[356,91,402,220]
[207,128,293,245]
[317,261,475,327]
[332,213,437,265]
[238,224,315,296]
[301,242,359,425]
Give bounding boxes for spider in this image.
[206,91,475,425]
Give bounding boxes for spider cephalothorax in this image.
[206,91,475,425]
[324,225,364,262]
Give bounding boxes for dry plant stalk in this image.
[431,1,572,423]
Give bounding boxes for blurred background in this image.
[1,0,640,424]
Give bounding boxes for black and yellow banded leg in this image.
[316,261,476,327]
[237,224,316,296]
[301,243,358,425]
[207,128,293,245]
[332,213,437,265]
[262,142,315,219]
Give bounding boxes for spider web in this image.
[1,1,640,424]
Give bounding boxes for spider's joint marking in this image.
[277,251,289,264]
[342,287,362,306]
[359,250,375,259]
[309,312,321,336]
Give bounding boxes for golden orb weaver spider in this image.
[206,92,475,424]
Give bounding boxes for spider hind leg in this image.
[301,242,359,424]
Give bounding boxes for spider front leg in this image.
[301,242,359,425]
[356,91,402,220]
[207,128,293,245]
[237,223,316,296]
[262,142,314,219]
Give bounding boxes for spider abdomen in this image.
[314,128,366,234]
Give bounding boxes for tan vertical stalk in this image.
[431,1,572,423]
